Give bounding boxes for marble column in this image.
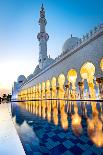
[96,77,103,99]
[65,84,69,99]
[78,81,84,99]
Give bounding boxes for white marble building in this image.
[12,4,103,100]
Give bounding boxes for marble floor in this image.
[0,102,26,155]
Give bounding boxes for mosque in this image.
[12,4,103,100]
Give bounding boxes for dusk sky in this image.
[0,0,103,95]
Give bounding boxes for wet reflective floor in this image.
[11,100,103,155]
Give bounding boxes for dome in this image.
[62,37,79,53]
[17,75,26,83]
[27,74,33,81]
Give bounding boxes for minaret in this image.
[37,4,49,69]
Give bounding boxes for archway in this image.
[58,74,65,98]
[67,69,77,99]
[42,82,45,99]
[51,77,56,98]
[33,86,36,99]
[80,62,96,99]
[38,83,41,99]
[46,80,50,98]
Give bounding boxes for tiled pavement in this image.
[11,103,103,155]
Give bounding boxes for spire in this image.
[39,3,46,27]
[37,4,49,69]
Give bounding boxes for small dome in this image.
[62,36,79,53]
[27,74,33,81]
[33,65,41,76]
[17,75,26,83]
[43,57,54,69]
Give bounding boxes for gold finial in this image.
[41,3,44,10]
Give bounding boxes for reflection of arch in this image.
[67,69,77,83]
[100,58,103,71]
[58,74,65,86]
[80,62,95,80]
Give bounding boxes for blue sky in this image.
[0,0,103,93]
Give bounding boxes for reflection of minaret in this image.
[37,4,49,69]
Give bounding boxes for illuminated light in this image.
[72,117,83,136]
[33,86,35,92]
[58,74,65,98]
[53,108,58,125]
[67,69,77,83]
[36,84,39,99]
[100,58,103,71]
[42,100,46,119]
[38,83,41,90]
[46,80,50,88]
[60,100,68,130]
[51,77,57,98]
[52,100,58,125]
[51,77,56,87]
[71,103,83,136]
[41,82,45,99]
[87,111,103,147]
[38,83,41,99]
[80,62,95,80]
[87,102,103,147]
[42,82,45,90]
[46,80,50,99]
[80,62,96,99]
[67,69,77,99]
[47,100,51,122]
[58,74,65,86]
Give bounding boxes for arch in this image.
[80,62,95,81]
[51,77,56,87]
[38,83,41,91]
[46,80,50,89]
[58,74,65,86]
[42,82,45,90]
[35,84,38,91]
[33,86,36,93]
[80,62,96,99]
[67,69,77,83]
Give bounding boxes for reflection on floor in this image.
[11,100,103,155]
[0,103,25,155]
